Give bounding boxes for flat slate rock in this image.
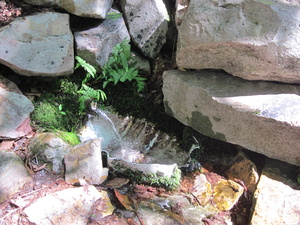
[163,70,300,166]
[24,186,114,225]
[0,12,74,76]
[176,0,300,84]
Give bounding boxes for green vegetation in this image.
[117,166,182,190]
[32,39,146,133]
[75,56,107,113]
[106,11,123,19]
[54,131,81,146]
[100,39,146,92]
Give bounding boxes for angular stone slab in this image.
[23,0,113,19]
[0,76,34,139]
[121,0,169,58]
[176,0,300,84]
[250,158,300,225]
[0,151,32,204]
[24,186,113,225]
[163,70,300,166]
[64,138,108,185]
[0,12,74,76]
[75,9,130,68]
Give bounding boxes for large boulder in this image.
[23,0,113,19]
[176,0,300,84]
[75,9,130,68]
[0,12,74,76]
[0,75,34,139]
[121,0,169,58]
[163,70,300,166]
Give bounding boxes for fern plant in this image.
[75,39,146,113]
[100,39,146,92]
[75,56,107,113]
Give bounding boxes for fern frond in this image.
[75,56,97,79]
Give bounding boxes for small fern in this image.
[75,39,146,113]
[78,84,106,112]
[100,39,146,92]
[75,56,97,83]
[75,57,106,113]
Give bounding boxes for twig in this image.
[0,208,20,221]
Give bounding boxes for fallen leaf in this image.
[114,189,134,211]
[106,178,129,189]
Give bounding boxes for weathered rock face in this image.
[226,151,259,193]
[121,0,169,58]
[163,70,300,166]
[0,151,32,204]
[176,0,300,84]
[250,159,300,225]
[213,179,244,211]
[23,0,113,19]
[0,12,74,76]
[0,75,34,139]
[64,138,108,185]
[28,133,72,173]
[75,9,130,68]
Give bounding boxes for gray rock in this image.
[27,133,72,173]
[23,186,114,225]
[163,70,300,166]
[75,9,130,68]
[64,138,108,185]
[250,158,300,225]
[176,0,300,84]
[23,0,113,19]
[0,12,74,76]
[121,0,169,58]
[131,51,151,76]
[0,151,32,204]
[0,76,34,139]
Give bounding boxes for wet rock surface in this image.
[0,115,254,225]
